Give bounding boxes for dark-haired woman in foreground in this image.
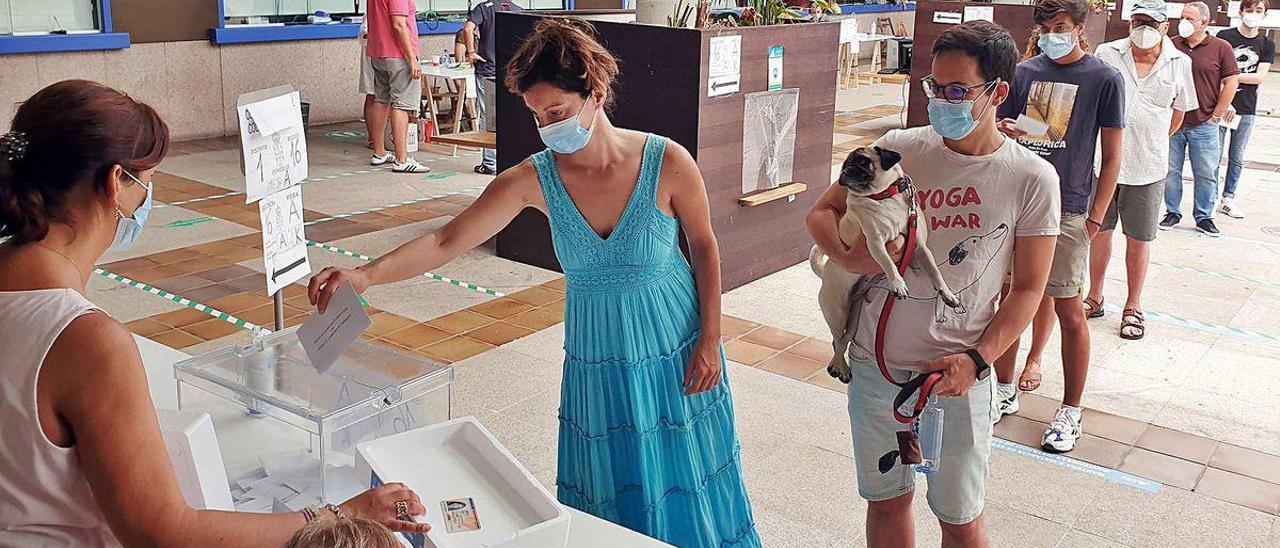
[309,18,760,547]
[0,80,430,546]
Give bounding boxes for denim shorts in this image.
[847,360,997,525]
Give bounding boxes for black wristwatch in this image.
[964,348,991,380]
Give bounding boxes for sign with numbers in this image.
[238,88,308,204]
[258,185,310,296]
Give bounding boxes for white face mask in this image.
[1178,19,1197,38]
[1130,26,1163,50]
[1243,12,1265,28]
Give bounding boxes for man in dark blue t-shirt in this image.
[995,0,1125,455]
[463,0,524,175]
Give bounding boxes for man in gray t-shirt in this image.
[994,0,1125,456]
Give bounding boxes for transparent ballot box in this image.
[174,327,453,512]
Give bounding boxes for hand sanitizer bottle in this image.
[913,395,944,474]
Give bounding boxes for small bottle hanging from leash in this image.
[913,395,944,474]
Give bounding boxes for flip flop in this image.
[1018,359,1042,392]
[1120,309,1146,340]
[1083,296,1105,319]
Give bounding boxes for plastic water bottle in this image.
[913,395,944,474]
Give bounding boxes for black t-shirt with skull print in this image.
[1218,28,1275,115]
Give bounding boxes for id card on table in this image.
[440,498,481,533]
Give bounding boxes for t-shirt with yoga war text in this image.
[849,127,1061,373]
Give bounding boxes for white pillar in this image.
[636,0,684,27]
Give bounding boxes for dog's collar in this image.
[865,176,911,201]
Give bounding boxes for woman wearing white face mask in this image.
[0,80,432,547]
[1213,0,1275,219]
[308,18,760,548]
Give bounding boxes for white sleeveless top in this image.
[0,289,119,546]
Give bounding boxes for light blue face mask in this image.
[108,171,153,252]
[537,97,597,155]
[926,82,997,141]
[1038,31,1078,60]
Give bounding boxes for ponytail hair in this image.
[0,80,168,246]
[505,18,621,108]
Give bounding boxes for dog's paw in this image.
[889,275,910,300]
[939,289,961,309]
[827,362,852,384]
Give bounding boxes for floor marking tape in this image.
[303,184,484,227]
[93,268,270,334]
[991,438,1163,493]
[155,166,393,210]
[1145,258,1280,291]
[1101,302,1278,342]
[305,240,505,297]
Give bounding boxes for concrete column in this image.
[636,0,685,27]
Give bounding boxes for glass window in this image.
[3,0,98,35]
[223,0,561,26]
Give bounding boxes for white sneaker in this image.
[1042,407,1083,453]
[1219,197,1245,219]
[370,153,394,166]
[996,383,1019,422]
[392,157,430,173]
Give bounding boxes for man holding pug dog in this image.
[1090,0,1197,342]
[995,0,1126,454]
[807,20,1059,547]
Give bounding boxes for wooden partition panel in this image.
[495,12,838,290]
[907,0,1107,128]
[111,0,220,43]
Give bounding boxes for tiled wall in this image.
[0,35,452,141]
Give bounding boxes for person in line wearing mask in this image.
[1162,1,1240,234]
[1214,0,1273,219]
[1090,0,1197,342]
[307,18,760,548]
[0,80,431,546]
[994,0,1125,453]
[808,20,1059,547]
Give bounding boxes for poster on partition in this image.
[238,87,308,204]
[709,35,742,97]
[259,185,310,296]
[742,89,798,196]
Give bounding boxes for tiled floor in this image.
[79,79,1280,545]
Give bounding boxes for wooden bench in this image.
[430,131,496,156]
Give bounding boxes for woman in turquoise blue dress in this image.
[309,17,760,547]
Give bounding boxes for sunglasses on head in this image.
[921,75,997,104]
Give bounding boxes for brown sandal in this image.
[1018,359,1042,392]
[1121,309,1145,340]
[1083,296,1105,319]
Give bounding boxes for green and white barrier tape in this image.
[94,268,270,334]
[306,240,505,297]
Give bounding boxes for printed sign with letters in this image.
[259,185,310,296]
[238,88,308,204]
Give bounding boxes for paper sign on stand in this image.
[708,35,742,97]
[259,185,311,296]
[839,18,858,44]
[963,5,994,22]
[297,281,371,374]
[237,87,308,204]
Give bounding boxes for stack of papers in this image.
[228,450,366,512]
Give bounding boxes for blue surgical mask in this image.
[1038,31,1077,60]
[537,98,597,154]
[927,82,997,141]
[109,171,153,252]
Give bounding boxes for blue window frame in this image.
[0,0,130,55]
[212,0,564,45]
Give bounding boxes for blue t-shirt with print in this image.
[997,53,1126,214]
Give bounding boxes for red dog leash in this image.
[868,178,943,424]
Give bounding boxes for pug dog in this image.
[810,146,960,383]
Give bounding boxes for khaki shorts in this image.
[1101,182,1161,243]
[370,57,422,112]
[1046,213,1089,299]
